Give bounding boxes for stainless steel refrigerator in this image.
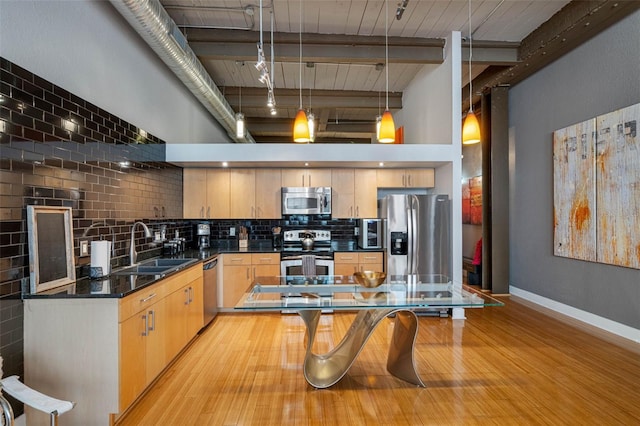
[380,194,452,281]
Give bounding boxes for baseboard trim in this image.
[510,285,640,354]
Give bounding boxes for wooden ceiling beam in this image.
[463,0,640,109]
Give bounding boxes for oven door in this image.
[280,256,334,313]
[280,256,334,276]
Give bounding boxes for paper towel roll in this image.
[91,241,112,278]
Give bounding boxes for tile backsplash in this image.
[0,58,361,414]
[0,58,183,402]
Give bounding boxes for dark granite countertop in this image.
[23,241,383,300]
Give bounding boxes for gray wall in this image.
[509,11,640,329]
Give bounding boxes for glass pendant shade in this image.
[235,112,245,138]
[375,115,382,140]
[307,112,315,142]
[293,109,310,142]
[462,110,481,144]
[378,110,395,143]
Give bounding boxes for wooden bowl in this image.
[353,271,387,288]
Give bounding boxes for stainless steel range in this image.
[280,229,334,277]
[280,229,334,313]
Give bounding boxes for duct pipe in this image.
[110,0,255,143]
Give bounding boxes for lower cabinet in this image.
[334,252,384,275]
[221,253,280,309]
[23,264,203,425]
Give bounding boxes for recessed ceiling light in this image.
[222,162,228,167]
[379,162,384,167]
[304,162,309,167]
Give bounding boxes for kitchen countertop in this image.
[23,241,383,300]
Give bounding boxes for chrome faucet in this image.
[129,221,152,265]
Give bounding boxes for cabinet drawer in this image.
[163,264,203,295]
[358,252,383,264]
[119,283,166,322]
[223,254,252,266]
[251,253,280,265]
[334,252,358,263]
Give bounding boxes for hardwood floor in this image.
[117,298,640,425]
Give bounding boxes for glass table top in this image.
[235,275,505,311]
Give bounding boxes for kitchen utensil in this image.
[301,232,315,250]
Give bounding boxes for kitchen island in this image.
[22,261,204,425]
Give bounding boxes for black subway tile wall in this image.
[0,58,186,397]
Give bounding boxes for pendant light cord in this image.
[468,0,473,112]
[385,0,389,111]
[299,0,303,110]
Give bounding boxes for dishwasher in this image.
[203,257,218,326]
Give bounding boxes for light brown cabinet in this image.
[183,168,230,218]
[119,265,202,412]
[185,168,281,219]
[221,253,280,309]
[23,264,205,424]
[334,251,384,275]
[332,169,378,218]
[281,168,331,187]
[164,274,203,363]
[376,168,434,188]
[230,169,256,218]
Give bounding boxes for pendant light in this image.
[462,0,481,145]
[235,86,245,138]
[378,0,395,143]
[293,0,310,143]
[307,86,315,142]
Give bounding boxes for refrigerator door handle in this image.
[409,195,420,276]
[406,204,413,275]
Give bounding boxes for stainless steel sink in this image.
[139,259,194,268]
[114,258,197,276]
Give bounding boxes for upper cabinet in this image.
[331,169,377,218]
[254,169,282,218]
[230,169,281,219]
[183,169,230,219]
[229,169,256,218]
[376,169,434,188]
[184,168,281,219]
[281,169,331,187]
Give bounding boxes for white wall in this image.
[509,11,640,332]
[399,37,454,145]
[0,0,230,144]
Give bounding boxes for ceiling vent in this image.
[110,0,255,143]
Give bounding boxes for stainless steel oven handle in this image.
[281,255,333,261]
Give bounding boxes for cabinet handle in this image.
[341,256,354,260]
[140,293,156,303]
[200,206,204,218]
[308,175,311,186]
[231,258,244,262]
[349,206,353,217]
[363,256,378,260]
[142,314,148,337]
[356,206,359,217]
[301,175,305,186]
[402,175,406,187]
[184,288,189,305]
[408,174,412,187]
[188,287,193,303]
[246,267,250,279]
[148,309,155,331]
[207,206,211,218]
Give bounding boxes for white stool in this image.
[0,376,74,426]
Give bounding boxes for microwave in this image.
[358,218,384,249]
[281,187,331,216]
